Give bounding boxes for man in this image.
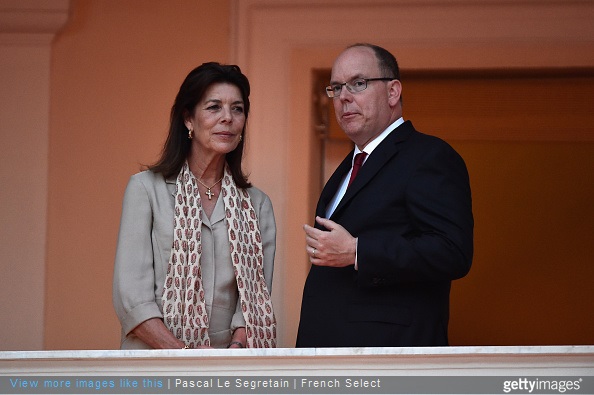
[296,43,474,347]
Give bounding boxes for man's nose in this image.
[338,84,353,101]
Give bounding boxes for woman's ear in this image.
[183,111,192,130]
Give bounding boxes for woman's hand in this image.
[228,327,247,348]
[131,318,186,349]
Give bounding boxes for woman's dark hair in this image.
[148,62,251,188]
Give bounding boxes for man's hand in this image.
[304,216,357,267]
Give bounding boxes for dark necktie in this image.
[347,152,367,188]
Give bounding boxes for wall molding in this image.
[0,0,69,44]
[0,0,70,350]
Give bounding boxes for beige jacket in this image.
[112,170,276,349]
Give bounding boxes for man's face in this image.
[330,46,399,148]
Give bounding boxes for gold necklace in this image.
[196,176,223,200]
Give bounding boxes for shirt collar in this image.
[354,117,404,158]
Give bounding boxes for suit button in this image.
[372,277,383,286]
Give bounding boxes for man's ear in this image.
[388,79,402,106]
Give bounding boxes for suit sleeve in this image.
[112,176,163,336]
[357,141,473,285]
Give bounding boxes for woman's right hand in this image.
[131,318,186,349]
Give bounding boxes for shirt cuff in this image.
[121,301,163,336]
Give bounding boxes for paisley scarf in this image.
[162,161,276,348]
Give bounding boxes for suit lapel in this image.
[330,121,415,218]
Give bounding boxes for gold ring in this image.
[312,248,316,258]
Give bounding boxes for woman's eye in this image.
[232,106,244,113]
[207,105,221,111]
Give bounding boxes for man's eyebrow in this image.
[329,74,365,85]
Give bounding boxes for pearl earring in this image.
[188,129,193,139]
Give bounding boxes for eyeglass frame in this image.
[325,77,396,98]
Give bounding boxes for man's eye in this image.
[331,85,342,93]
[352,79,366,87]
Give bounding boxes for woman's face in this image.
[185,82,246,156]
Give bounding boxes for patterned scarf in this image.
[162,161,276,348]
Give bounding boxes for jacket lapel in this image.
[166,175,177,197]
[315,150,354,217]
[330,121,414,218]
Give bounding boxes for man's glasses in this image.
[325,78,395,98]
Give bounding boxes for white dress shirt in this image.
[325,117,404,218]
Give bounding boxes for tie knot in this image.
[354,152,367,166]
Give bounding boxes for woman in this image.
[113,62,276,349]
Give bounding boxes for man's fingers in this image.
[315,216,336,230]
[304,223,324,239]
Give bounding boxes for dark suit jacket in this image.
[296,121,473,347]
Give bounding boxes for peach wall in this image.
[0,43,50,351]
[44,0,232,350]
[0,0,69,351]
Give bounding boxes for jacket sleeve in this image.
[258,194,277,293]
[112,175,163,336]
